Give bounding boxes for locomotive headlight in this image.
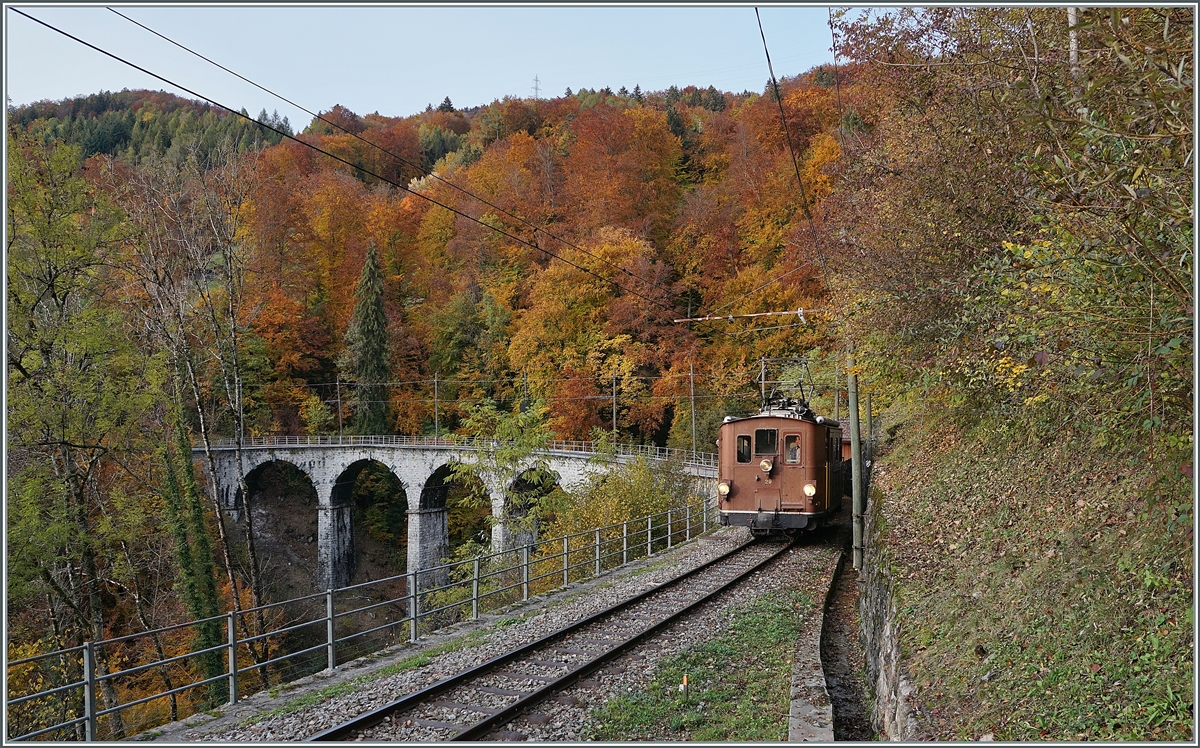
[717,482,731,496]
[759,459,773,473]
[803,482,817,497]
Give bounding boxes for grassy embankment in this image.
[872,398,1193,740]
[585,590,813,741]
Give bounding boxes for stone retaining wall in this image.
[859,486,926,741]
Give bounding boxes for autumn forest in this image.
[6,7,1193,742]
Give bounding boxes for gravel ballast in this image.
[144,525,843,742]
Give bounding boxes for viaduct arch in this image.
[197,436,717,591]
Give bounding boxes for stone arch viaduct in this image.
[194,436,717,590]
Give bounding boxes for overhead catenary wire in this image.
[330,392,765,406]
[239,370,740,392]
[827,7,850,155]
[732,321,810,336]
[684,10,835,324]
[673,307,813,324]
[751,7,834,290]
[9,8,698,329]
[105,7,677,301]
[239,372,686,392]
[103,7,807,344]
[701,260,815,318]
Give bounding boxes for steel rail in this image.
[451,539,795,741]
[307,538,790,741]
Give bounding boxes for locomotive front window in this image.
[736,435,752,463]
[785,434,801,463]
[754,428,777,455]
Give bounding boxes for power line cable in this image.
[827,7,850,155]
[754,7,833,292]
[106,6,678,300]
[703,260,815,317]
[11,8,684,321]
[102,8,793,344]
[684,11,834,324]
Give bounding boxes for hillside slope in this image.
[867,400,1193,740]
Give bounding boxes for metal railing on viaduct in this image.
[7,437,718,742]
[6,498,717,742]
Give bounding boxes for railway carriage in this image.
[715,398,846,534]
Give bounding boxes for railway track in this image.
[308,537,795,742]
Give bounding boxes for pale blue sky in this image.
[5,3,840,126]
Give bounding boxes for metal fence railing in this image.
[196,435,718,470]
[6,497,716,742]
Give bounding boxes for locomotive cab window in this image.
[785,434,801,464]
[754,428,777,455]
[736,435,752,463]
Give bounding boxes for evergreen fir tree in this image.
[438,96,455,112]
[564,87,573,97]
[666,105,686,138]
[704,85,726,112]
[617,85,629,97]
[632,84,644,103]
[342,245,391,433]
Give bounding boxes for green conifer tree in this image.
[342,245,391,433]
[666,105,686,138]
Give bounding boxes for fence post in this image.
[667,509,673,549]
[595,529,602,575]
[82,641,97,741]
[646,516,652,556]
[522,545,530,600]
[703,496,709,533]
[471,558,480,621]
[408,571,418,643]
[325,589,336,672]
[686,502,692,541]
[562,536,570,587]
[227,612,239,705]
[623,521,628,565]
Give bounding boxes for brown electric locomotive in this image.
[715,398,847,534]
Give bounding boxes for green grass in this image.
[584,590,813,741]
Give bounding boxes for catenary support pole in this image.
[690,362,697,457]
[864,390,873,462]
[760,357,767,405]
[336,376,343,437]
[848,347,864,572]
[612,375,617,436]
